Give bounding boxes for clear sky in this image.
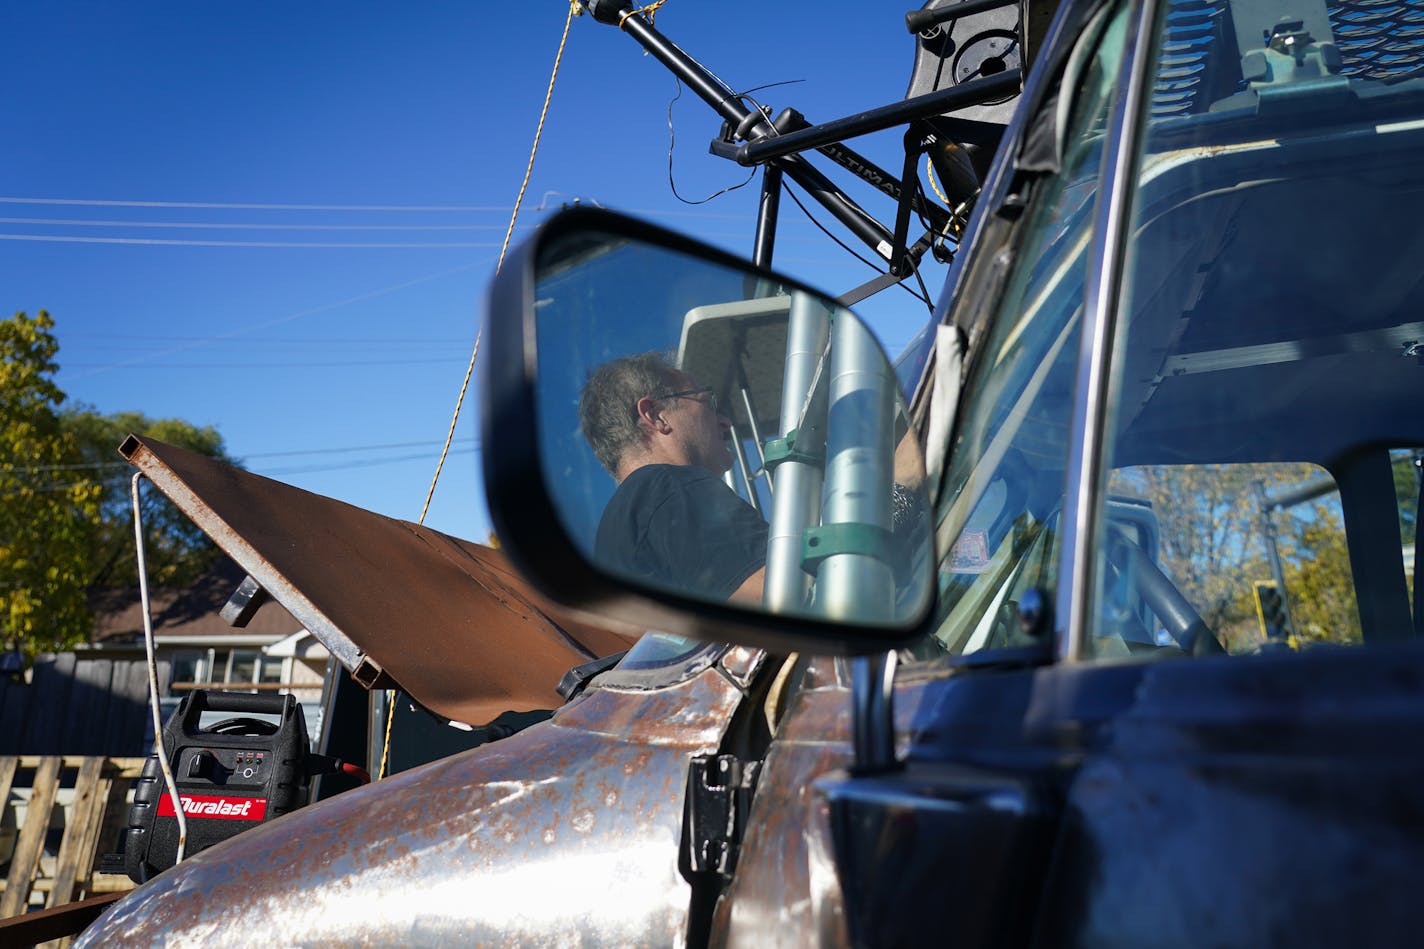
[2,1,955,543]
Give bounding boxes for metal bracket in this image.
[802,523,896,573]
[219,575,270,628]
[762,429,824,471]
[683,754,762,878]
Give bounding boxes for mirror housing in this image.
[481,208,936,656]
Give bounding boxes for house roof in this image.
[91,555,302,644]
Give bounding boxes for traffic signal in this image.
[1253,580,1292,643]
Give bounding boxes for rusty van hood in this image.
[120,435,639,726]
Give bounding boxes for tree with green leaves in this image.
[62,408,235,589]
[1,310,237,657]
[0,310,101,656]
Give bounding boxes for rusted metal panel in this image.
[79,662,748,947]
[712,664,937,948]
[120,435,639,726]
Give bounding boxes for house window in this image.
[168,648,290,693]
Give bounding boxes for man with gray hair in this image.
[579,352,767,603]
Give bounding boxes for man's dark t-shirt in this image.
[595,464,767,600]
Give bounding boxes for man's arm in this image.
[731,566,765,604]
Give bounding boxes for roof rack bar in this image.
[737,70,1022,166]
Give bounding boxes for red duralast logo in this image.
[157,794,268,821]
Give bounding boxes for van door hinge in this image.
[684,754,762,879]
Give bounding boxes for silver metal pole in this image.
[738,385,771,495]
[817,312,896,622]
[764,293,831,612]
[733,350,772,498]
[728,422,761,514]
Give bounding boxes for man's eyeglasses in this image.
[660,387,720,414]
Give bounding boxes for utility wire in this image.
[2,445,481,488]
[65,260,489,380]
[61,357,467,369]
[0,197,514,212]
[0,234,502,249]
[0,195,760,221]
[64,333,469,343]
[261,449,477,478]
[0,217,524,232]
[64,343,463,354]
[2,438,478,473]
[245,437,477,460]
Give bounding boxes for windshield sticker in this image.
[949,529,991,573]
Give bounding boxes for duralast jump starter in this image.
[123,690,311,882]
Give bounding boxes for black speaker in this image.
[905,0,1035,127]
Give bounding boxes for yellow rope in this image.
[381,1,580,782]
[925,153,975,241]
[925,153,949,204]
[619,0,671,30]
[417,0,578,528]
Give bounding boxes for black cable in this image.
[665,73,808,206]
[721,79,805,123]
[667,79,756,205]
[913,179,959,265]
[782,181,934,309]
[663,67,935,308]
[781,181,882,272]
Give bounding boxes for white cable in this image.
[131,473,187,864]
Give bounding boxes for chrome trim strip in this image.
[1056,0,1161,662]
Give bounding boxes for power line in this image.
[0,437,480,475]
[0,197,514,212]
[0,446,479,493]
[64,259,491,380]
[62,343,464,355]
[0,234,503,248]
[245,437,477,460]
[63,333,470,343]
[0,196,758,221]
[59,357,467,369]
[0,217,528,232]
[259,448,477,478]
[2,228,824,248]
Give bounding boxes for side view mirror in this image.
[482,208,934,655]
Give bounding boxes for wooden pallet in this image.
[0,756,144,925]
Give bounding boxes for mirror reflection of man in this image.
[579,353,766,603]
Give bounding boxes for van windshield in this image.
[1089,1,1424,656]
[928,0,1424,659]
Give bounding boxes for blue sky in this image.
[2,2,954,542]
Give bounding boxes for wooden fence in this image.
[0,655,165,758]
[0,756,142,933]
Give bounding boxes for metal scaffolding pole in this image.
[764,293,831,612]
[816,313,896,622]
